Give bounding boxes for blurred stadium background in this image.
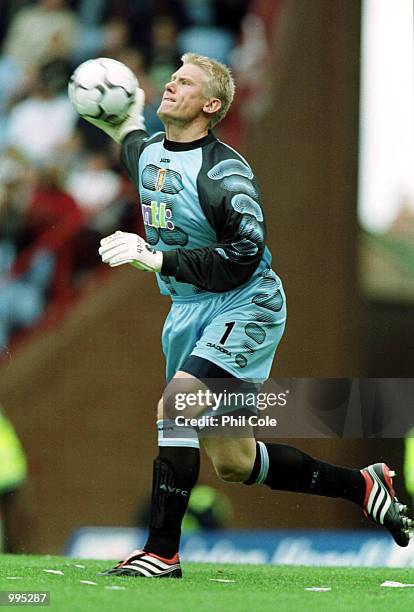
[0,0,413,565]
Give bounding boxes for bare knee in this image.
[204,437,256,483]
[213,456,253,483]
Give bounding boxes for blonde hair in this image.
[181,52,235,127]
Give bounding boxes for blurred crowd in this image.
[0,0,270,355]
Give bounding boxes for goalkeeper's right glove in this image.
[82,87,146,144]
[99,231,163,272]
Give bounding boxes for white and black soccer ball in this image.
[68,57,138,124]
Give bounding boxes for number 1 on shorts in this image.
[219,321,235,345]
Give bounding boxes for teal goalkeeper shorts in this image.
[162,268,287,383]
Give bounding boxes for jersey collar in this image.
[163,131,216,151]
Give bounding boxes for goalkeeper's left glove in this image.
[98,231,163,272]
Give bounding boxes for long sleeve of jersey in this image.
[161,165,266,292]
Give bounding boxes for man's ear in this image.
[203,98,222,117]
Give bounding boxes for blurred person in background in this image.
[0,151,55,353]
[0,405,27,552]
[6,59,77,167]
[0,1,78,152]
[2,0,79,73]
[146,15,181,89]
[95,16,130,57]
[23,163,85,301]
[116,46,160,133]
[24,165,83,246]
[144,15,181,133]
[65,150,122,220]
[72,15,131,67]
[176,0,248,63]
[97,0,168,53]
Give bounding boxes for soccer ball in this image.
[68,57,138,124]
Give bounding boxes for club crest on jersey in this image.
[141,201,174,230]
[155,168,167,191]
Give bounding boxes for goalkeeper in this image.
[81,53,412,578]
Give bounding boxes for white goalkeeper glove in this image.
[82,87,146,143]
[99,231,163,272]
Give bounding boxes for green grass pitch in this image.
[1,554,414,611]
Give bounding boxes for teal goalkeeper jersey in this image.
[121,130,273,298]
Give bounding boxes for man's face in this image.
[157,64,211,125]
